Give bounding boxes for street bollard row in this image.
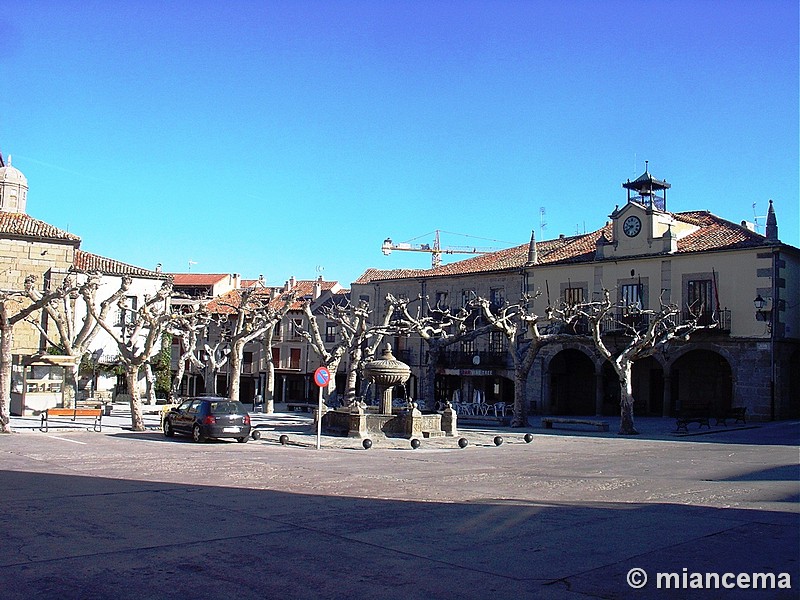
[265,433,535,449]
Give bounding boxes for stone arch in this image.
[670,348,733,415]
[548,348,596,415]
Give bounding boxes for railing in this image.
[599,309,731,334]
[438,350,508,368]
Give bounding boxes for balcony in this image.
[599,309,731,335]
[438,350,509,369]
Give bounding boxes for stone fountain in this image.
[321,344,457,439]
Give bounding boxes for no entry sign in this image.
[313,366,331,388]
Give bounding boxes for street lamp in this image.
[753,294,771,326]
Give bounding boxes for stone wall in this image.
[0,238,76,353]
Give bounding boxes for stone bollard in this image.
[348,400,369,438]
[404,401,425,439]
[441,401,458,437]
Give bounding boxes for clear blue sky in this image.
[1,1,797,287]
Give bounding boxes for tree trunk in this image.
[206,369,217,395]
[617,361,639,435]
[421,345,441,411]
[511,368,529,428]
[126,365,145,431]
[143,363,157,405]
[63,361,79,409]
[343,353,360,405]
[0,322,13,433]
[228,342,243,403]
[264,358,275,414]
[171,356,186,403]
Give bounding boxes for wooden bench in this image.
[541,417,609,432]
[715,407,747,426]
[675,408,711,432]
[40,408,102,432]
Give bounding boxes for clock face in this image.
[623,215,642,237]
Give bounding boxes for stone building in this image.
[183,276,348,405]
[352,168,800,421]
[0,155,168,414]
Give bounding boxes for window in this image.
[272,347,280,367]
[620,284,643,310]
[325,322,336,343]
[117,296,138,326]
[564,287,584,307]
[461,290,474,307]
[274,323,282,340]
[291,318,303,340]
[489,331,506,353]
[687,279,715,324]
[687,280,712,312]
[242,351,253,374]
[490,287,505,309]
[461,339,475,355]
[434,291,449,310]
[289,348,301,370]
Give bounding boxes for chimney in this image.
[313,279,322,299]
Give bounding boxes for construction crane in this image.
[381,230,499,268]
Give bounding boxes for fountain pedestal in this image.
[321,344,457,438]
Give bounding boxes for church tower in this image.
[0,153,29,214]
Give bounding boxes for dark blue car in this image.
[163,397,252,443]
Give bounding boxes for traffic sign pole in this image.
[313,367,331,450]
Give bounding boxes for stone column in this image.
[595,371,604,416]
[662,369,672,417]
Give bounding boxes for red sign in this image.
[313,366,331,388]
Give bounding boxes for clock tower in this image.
[597,164,698,259]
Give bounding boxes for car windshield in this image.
[208,401,246,415]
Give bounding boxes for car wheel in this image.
[163,419,174,437]
[251,429,261,441]
[192,424,206,443]
[237,436,249,443]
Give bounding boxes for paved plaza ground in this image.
[2,405,798,599]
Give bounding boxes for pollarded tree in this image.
[24,271,115,408]
[387,293,494,410]
[0,275,79,433]
[208,287,296,404]
[578,289,703,435]
[475,293,575,427]
[166,304,212,401]
[88,277,174,431]
[296,297,395,406]
[295,299,347,400]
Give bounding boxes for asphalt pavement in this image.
[2,404,798,599]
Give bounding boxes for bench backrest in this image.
[45,408,101,417]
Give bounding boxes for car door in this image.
[173,399,196,434]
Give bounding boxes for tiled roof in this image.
[171,273,231,286]
[673,211,767,253]
[355,211,779,284]
[74,250,167,279]
[207,280,345,314]
[0,212,80,243]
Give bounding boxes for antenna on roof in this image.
[752,203,766,233]
[539,207,547,241]
[188,259,198,271]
